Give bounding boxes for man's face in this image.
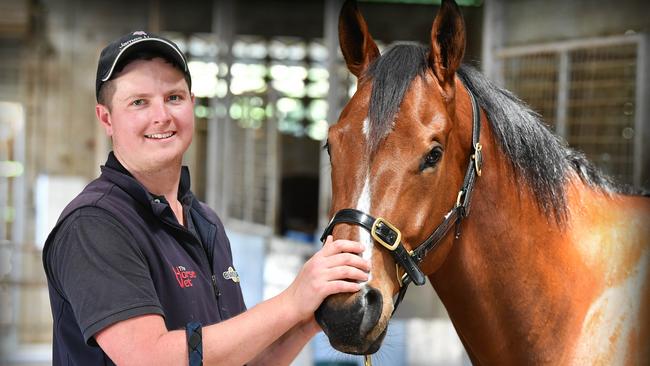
[96,57,194,174]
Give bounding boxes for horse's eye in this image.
[421,147,443,170]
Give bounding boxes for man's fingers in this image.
[327,266,369,282]
[326,252,371,272]
[322,237,366,256]
[326,280,363,294]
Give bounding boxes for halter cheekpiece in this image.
[320,85,483,312]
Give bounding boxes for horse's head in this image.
[315,0,475,355]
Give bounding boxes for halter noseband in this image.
[320,86,482,312]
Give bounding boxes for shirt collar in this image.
[103,151,193,205]
[105,151,132,176]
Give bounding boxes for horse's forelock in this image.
[366,43,429,153]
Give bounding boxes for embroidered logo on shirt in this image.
[222,266,240,283]
[172,265,197,288]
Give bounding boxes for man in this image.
[42,31,369,365]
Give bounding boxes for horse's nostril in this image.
[363,286,382,308]
[359,287,383,336]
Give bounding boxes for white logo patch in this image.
[222,266,240,283]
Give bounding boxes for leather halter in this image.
[320,86,483,312]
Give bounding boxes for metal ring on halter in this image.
[472,142,483,176]
[455,190,465,208]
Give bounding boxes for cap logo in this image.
[119,31,150,50]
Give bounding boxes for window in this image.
[174,34,339,233]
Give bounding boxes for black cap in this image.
[95,31,191,101]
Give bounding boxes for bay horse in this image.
[315,0,650,364]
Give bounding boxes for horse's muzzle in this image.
[315,286,387,355]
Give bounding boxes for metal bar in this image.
[319,0,344,232]
[0,151,6,242]
[207,0,235,215]
[204,102,221,211]
[555,51,569,139]
[266,88,279,229]
[148,0,161,33]
[206,0,221,212]
[244,125,255,222]
[481,0,504,85]
[11,106,25,287]
[634,34,648,188]
[498,34,641,58]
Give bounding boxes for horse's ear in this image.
[429,0,466,95]
[339,0,380,78]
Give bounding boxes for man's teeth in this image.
[145,132,175,139]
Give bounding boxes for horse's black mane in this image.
[365,42,627,223]
[366,43,429,152]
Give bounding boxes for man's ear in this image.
[95,104,113,136]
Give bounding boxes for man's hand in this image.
[284,235,370,320]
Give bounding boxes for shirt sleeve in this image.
[46,206,164,345]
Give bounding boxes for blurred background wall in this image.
[0,0,648,365]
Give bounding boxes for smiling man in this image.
[42,31,370,366]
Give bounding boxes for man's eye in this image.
[131,99,145,106]
[420,147,443,171]
[168,95,181,102]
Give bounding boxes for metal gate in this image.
[498,34,647,187]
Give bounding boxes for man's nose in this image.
[151,99,172,123]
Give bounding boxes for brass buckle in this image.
[471,142,483,176]
[371,217,401,251]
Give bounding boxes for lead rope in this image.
[365,354,372,366]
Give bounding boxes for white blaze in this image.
[357,117,373,283]
[356,176,373,283]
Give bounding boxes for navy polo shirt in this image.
[42,152,246,365]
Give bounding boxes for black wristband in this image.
[186,322,203,366]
